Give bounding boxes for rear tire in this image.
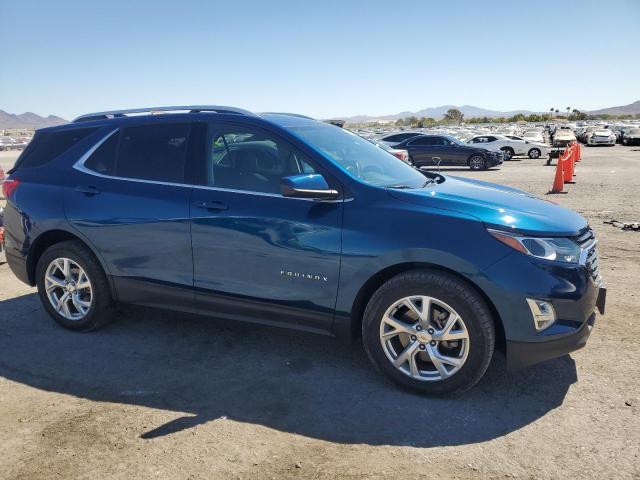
[36,240,115,331]
[362,270,495,395]
[528,148,541,159]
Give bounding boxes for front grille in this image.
[574,226,601,283]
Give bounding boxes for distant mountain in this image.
[587,100,640,116]
[341,105,534,123]
[0,110,67,129]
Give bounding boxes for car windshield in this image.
[289,124,428,188]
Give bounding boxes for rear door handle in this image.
[76,185,101,196]
[195,200,228,211]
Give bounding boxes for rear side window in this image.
[15,127,97,169]
[84,123,192,183]
[117,124,191,183]
[409,136,440,146]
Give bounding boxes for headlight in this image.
[488,229,580,263]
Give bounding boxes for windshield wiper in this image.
[386,184,413,189]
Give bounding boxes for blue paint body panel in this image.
[3,111,602,370]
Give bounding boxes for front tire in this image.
[500,147,514,160]
[362,270,495,395]
[468,154,487,170]
[36,240,115,331]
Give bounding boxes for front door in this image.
[190,122,343,334]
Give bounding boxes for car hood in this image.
[388,175,587,236]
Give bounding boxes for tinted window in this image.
[15,127,97,169]
[408,136,441,146]
[204,126,317,194]
[116,123,191,182]
[85,132,118,175]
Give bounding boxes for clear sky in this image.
[1,0,638,120]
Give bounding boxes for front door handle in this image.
[76,185,101,196]
[195,200,228,211]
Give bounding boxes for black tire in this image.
[468,154,487,170]
[528,148,541,159]
[362,270,495,395]
[500,147,514,160]
[36,240,114,331]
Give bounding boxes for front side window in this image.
[204,126,316,194]
[289,123,427,188]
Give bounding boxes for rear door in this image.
[65,121,199,308]
[406,136,441,166]
[189,122,343,334]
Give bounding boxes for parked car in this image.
[394,134,504,170]
[587,129,616,146]
[552,129,577,147]
[0,207,5,264]
[369,139,410,163]
[621,128,640,146]
[2,106,605,395]
[377,131,422,146]
[469,134,548,160]
[522,130,545,144]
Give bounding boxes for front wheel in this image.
[36,240,115,331]
[528,148,541,159]
[362,270,495,395]
[500,147,514,160]
[468,154,487,170]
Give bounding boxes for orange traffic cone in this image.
[563,152,575,184]
[550,153,566,193]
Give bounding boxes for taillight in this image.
[393,150,409,162]
[0,227,4,244]
[1,178,20,199]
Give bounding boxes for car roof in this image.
[35,107,321,134]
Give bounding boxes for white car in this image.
[587,129,616,146]
[468,134,548,160]
[522,130,545,144]
[552,129,576,147]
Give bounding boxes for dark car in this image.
[394,135,504,170]
[3,105,605,395]
[622,128,640,146]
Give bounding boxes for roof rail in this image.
[260,112,315,120]
[72,105,256,123]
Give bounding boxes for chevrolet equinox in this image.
[2,106,606,394]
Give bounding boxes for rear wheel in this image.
[528,148,541,159]
[362,270,495,395]
[36,240,115,331]
[468,154,487,170]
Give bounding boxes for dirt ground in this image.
[0,145,638,480]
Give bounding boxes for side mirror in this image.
[280,174,339,200]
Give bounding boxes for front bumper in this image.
[477,249,604,370]
[507,311,596,370]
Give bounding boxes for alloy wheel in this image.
[44,258,93,320]
[469,156,485,170]
[379,295,470,381]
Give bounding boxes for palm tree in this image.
[550,107,555,117]
[566,107,571,116]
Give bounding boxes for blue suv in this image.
[2,106,606,394]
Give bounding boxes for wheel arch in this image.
[349,262,506,352]
[26,229,118,300]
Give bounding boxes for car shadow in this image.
[0,292,577,447]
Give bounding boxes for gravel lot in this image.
[0,146,639,480]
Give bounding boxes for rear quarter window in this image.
[14,127,97,170]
